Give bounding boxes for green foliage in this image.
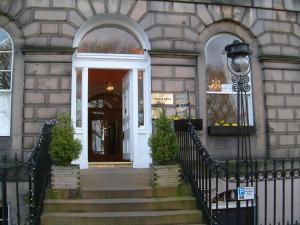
[50,113,82,166]
[148,110,179,165]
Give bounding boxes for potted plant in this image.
[49,113,82,190]
[148,110,181,187]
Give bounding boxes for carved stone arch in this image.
[197,21,258,56]
[0,14,24,49]
[73,14,151,51]
[196,20,266,159]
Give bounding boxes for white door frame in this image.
[71,52,152,169]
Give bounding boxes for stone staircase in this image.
[41,168,205,225]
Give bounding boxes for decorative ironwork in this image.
[27,120,56,225]
[0,120,54,225]
[176,122,300,225]
[224,40,253,165]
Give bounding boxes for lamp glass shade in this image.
[230,55,250,74]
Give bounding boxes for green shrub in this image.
[148,109,179,165]
[50,113,82,166]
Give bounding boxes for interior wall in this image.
[88,69,128,98]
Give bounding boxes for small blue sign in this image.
[238,187,254,201]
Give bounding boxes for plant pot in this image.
[173,119,203,131]
[150,164,181,187]
[207,126,256,136]
[51,165,80,190]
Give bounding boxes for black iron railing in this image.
[0,120,55,225]
[0,156,26,225]
[27,120,55,225]
[177,121,300,225]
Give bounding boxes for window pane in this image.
[0,92,10,107]
[0,92,10,135]
[207,67,232,92]
[0,37,12,51]
[207,94,237,126]
[92,120,105,155]
[76,68,82,127]
[0,53,12,70]
[78,27,143,54]
[0,72,10,89]
[205,34,241,92]
[0,110,10,135]
[207,94,252,126]
[138,70,144,127]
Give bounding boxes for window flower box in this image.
[207,126,256,136]
[173,119,203,131]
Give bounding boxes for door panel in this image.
[88,92,122,162]
[122,71,132,160]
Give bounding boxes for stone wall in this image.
[151,54,198,117]
[263,61,300,158]
[22,53,72,157]
[0,0,298,54]
[0,0,299,159]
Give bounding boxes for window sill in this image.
[207,126,256,136]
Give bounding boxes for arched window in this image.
[0,28,13,136]
[78,27,143,55]
[205,33,253,127]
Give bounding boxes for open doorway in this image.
[88,69,128,162]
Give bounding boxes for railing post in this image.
[14,154,21,225]
[28,160,34,225]
[1,157,8,225]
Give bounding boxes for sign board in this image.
[151,93,173,105]
[221,84,232,93]
[238,187,255,200]
[175,91,190,113]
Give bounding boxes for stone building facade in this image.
[0,0,299,164]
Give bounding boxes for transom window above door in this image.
[77,27,144,55]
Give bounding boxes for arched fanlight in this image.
[224,40,251,76]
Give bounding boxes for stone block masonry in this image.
[23,54,72,152]
[151,55,198,118]
[0,0,298,159]
[264,65,300,158]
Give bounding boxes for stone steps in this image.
[41,168,206,225]
[41,210,204,225]
[80,186,191,199]
[44,196,197,212]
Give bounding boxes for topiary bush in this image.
[49,113,82,166]
[148,109,179,165]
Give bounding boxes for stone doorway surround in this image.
[71,14,152,169]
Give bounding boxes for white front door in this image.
[72,54,152,169]
[122,70,132,160]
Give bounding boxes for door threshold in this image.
[89,162,133,168]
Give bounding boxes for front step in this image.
[44,196,197,212]
[81,186,191,199]
[89,162,133,168]
[41,210,203,225]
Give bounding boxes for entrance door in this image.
[122,71,132,160]
[88,93,122,162]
